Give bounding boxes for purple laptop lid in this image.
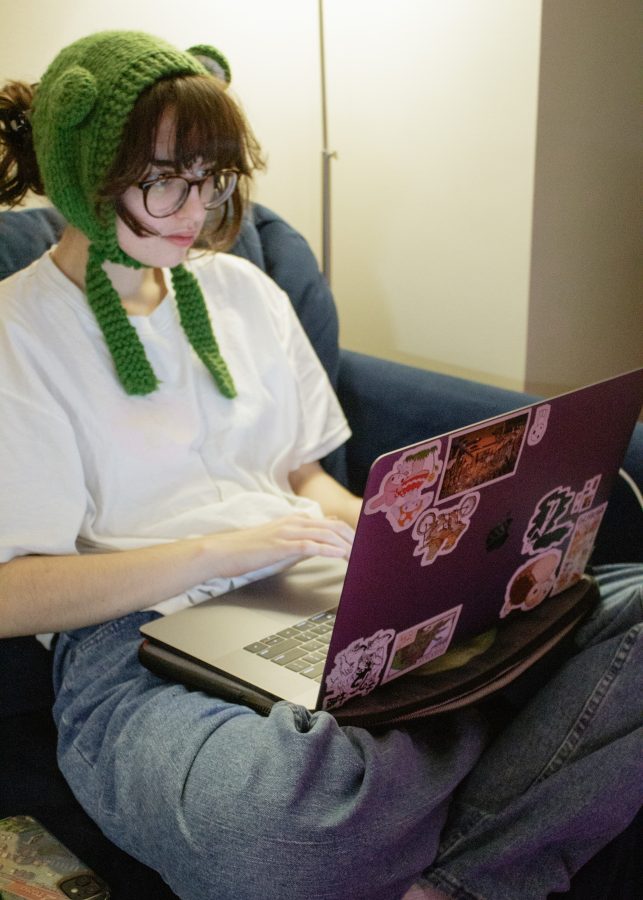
[318,368,643,711]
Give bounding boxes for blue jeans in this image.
[52,564,642,900]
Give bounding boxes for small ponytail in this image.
[0,80,44,206]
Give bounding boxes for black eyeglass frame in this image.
[135,168,238,218]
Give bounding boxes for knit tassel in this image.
[171,263,237,398]
[84,247,236,398]
[85,244,159,395]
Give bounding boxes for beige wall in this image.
[526,0,643,395]
[3,1,641,393]
[324,0,542,390]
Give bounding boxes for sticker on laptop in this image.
[437,411,530,502]
[500,550,562,618]
[364,441,443,532]
[527,403,551,446]
[382,605,462,683]
[554,502,607,593]
[322,628,396,710]
[411,492,480,566]
[522,485,577,554]
[504,474,606,616]
[572,475,602,514]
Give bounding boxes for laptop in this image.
[139,368,643,726]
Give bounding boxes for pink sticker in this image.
[365,441,442,532]
[527,404,551,446]
[500,549,562,619]
[522,485,576,555]
[412,492,480,567]
[382,605,462,683]
[572,475,602,514]
[437,411,530,502]
[555,503,607,592]
[322,628,396,710]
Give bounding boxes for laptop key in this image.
[301,639,325,652]
[285,659,310,673]
[257,638,301,660]
[272,647,308,666]
[299,630,320,643]
[261,635,283,646]
[301,661,326,680]
[244,609,337,673]
[276,627,302,638]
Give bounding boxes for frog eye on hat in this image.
[187,44,231,84]
[47,65,98,129]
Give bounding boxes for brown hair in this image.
[101,74,264,251]
[0,81,44,206]
[0,73,264,251]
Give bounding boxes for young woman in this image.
[0,30,641,900]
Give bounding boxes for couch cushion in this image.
[250,204,340,388]
[0,207,66,279]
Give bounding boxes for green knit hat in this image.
[31,30,236,397]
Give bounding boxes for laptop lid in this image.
[317,367,643,711]
[140,368,643,715]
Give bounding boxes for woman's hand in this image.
[0,512,356,638]
[288,461,363,530]
[0,514,355,637]
[204,514,355,578]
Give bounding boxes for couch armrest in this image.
[337,349,642,564]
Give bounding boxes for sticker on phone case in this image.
[0,815,110,899]
[527,403,551,446]
[438,411,530,502]
[382,605,462,683]
[500,550,562,618]
[554,502,607,592]
[412,492,480,566]
[364,441,442,532]
[322,628,396,710]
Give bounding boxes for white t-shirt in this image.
[0,250,350,614]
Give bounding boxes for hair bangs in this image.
[101,72,263,249]
[170,77,252,175]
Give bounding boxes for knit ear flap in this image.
[48,66,97,128]
[187,45,231,84]
[171,264,236,398]
[85,245,159,395]
[84,248,236,398]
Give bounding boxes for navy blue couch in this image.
[1,205,641,899]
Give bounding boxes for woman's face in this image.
[116,110,210,268]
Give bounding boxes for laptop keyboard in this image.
[243,609,336,683]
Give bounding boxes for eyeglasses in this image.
[136,168,238,218]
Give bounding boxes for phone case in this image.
[0,815,110,899]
